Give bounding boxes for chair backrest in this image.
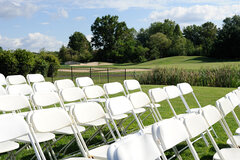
[7,84,33,96]
[33,82,57,93]
[163,86,182,99]
[152,118,189,151]
[26,74,45,85]
[124,79,141,94]
[107,132,161,160]
[216,97,234,116]
[233,89,240,102]
[226,92,240,108]
[103,82,126,97]
[183,113,209,139]
[71,102,106,124]
[0,73,6,86]
[201,105,222,126]
[149,88,168,103]
[0,114,31,142]
[177,83,193,95]
[106,96,133,116]
[76,77,94,87]
[83,85,105,99]
[54,79,75,91]
[0,95,31,112]
[128,92,151,109]
[60,87,85,103]
[31,92,62,109]
[6,75,27,85]
[0,85,7,95]
[30,108,72,133]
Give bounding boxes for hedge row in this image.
[135,66,240,87]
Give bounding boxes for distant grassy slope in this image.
[128,56,240,69]
[60,56,240,70]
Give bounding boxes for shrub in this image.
[0,50,18,76]
[40,52,60,77]
[135,65,240,87]
[14,49,35,76]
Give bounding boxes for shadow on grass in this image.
[186,56,240,63]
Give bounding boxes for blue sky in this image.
[0,0,239,52]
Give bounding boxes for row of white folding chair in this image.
[0,93,115,159]
[0,109,102,160]
[105,92,185,160]
[148,85,240,155]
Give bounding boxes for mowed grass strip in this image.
[0,85,238,160]
[59,56,240,70]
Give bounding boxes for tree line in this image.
[59,14,240,63]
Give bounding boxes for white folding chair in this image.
[163,85,210,147]
[226,92,240,134]
[123,79,142,95]
[70,102,117,159]
[0,73,6,86]
[83,85,106,104]
[107,131,161,160]
[76,77,94,88]
[177,83,218,137]
[149,87,169,120]
[0,114,42,160]
[0,95,56,159]
[54,79,75,91]
[0,85,7,95]
[152,118,200,160]
[7,84,33,98]
[6,75,27,85]
[103,82,126,98]
[28,107,98,160]
[59,87,86,108]
[216,97,240,147]
[31,91,85,157]
[27,74,45,85]
[0,95,32,116]
[32,82,57,93]
[182,112,240,160]
[106,96,144,137]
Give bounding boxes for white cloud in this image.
[86,34,93,42]
[71,0,167,10]
[0,0,38,18]
[41,22,49,25]
[57,8,68,18]
[0,33,64,52]
[69,0,239,10]
[74,16,85,21]
[148,4,240,25]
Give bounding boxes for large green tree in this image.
[91,15,147,62]
[214,15,240,58]
[148,33,172,59]
[68,32,92,62]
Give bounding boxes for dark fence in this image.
[52,66,137,84]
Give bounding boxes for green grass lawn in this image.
[60,56,240,70]
[1,85,239,160]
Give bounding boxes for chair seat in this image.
[16,132,55,143]
[236,128,240,134]
[81,118,106,126]
[0,141,19,154]
[55,125,86,135]
[106,113,128,120]
[227,135,240,147]
[213,148,240,160]
[132,108,146,114]
[89,145,109,160]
